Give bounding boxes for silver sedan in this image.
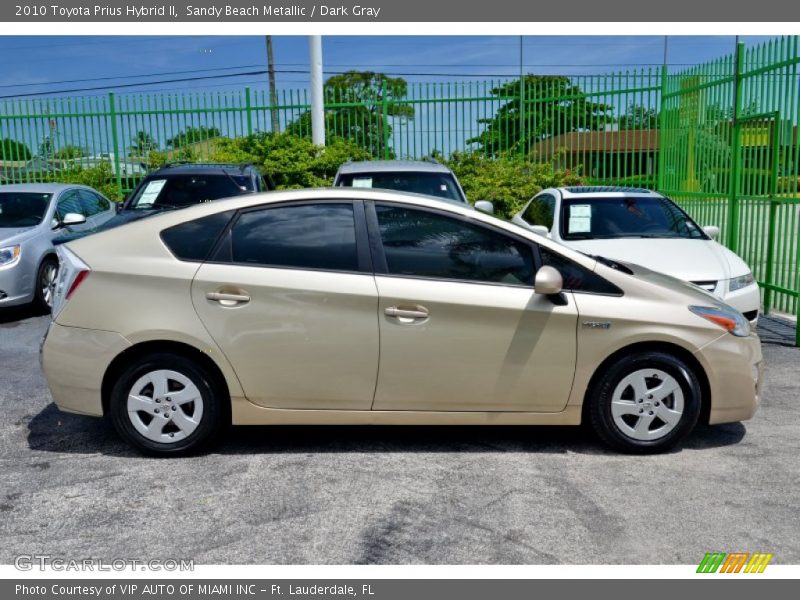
[0,183,115,310]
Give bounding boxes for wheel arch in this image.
[580,341,711,426]
[101,340,232,419]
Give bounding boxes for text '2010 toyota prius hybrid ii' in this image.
[40,189,763,456]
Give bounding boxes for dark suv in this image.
[55,163,274,243]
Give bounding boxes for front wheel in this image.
[588,351,702,454]
[109,353,226,456]
[34,257,58,312]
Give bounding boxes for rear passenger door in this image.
[190,200,380,411]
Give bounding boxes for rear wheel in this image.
[34,257,58,312]
[109,353,226,456]
[588,351,702,454]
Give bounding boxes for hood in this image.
[0,226,39,245]
[565,238,737,282]
[53,209,161,245]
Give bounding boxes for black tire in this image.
[109,353,226,457]
[33,256,58,313]
[588,351,702,454]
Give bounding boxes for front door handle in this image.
[206,291,251,306]
[384,305,429,320]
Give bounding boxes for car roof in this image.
[0,183,89,194]
[553,186,661,199]
[148,163,261,176]
[336,160,452,175]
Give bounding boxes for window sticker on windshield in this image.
[569,204,592,233]
[352,177,373,188]
[440,184,448,191]
[138,179,167,205]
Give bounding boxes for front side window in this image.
[0,192,51,227]
[375,205,534,286]
[522,194,556,228]
[560,196,706,241]
[231,203,359,272]
[338,172,466,204]
[56,191,83,219]
[78,190,110,216]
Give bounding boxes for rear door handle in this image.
[384,305,429,320]
[206,291,251,306]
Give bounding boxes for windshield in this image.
[127,174,252,210]
[337,171,466,204]
[0,192,52,228]
[560,196,707,240]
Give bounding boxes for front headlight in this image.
[729,271,755,292]
[0,245,21,266]
[689,304,751,337]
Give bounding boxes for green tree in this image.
[0,138,32,161]
[619,103,659,130]
[38,137,55,159]
[53,145,86,160]
[468,76,613,157]
[166,126,221,149]
[286,71,414,158]
[130,131,158,156]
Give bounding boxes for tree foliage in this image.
[53,145,86,160]
[286,71,414,158]
[166,126,222,149]
[130,131,159,156]
[210,131,372,188]
[437,151,584,219]
[468,76,613,157]
[0,138,32,161]
[619,103,659,130]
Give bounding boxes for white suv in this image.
[512,186,760,322]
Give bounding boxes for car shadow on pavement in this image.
[27,402,747,458]
[0,304,48,325]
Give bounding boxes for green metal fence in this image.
[0,36,798,341]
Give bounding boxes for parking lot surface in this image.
[1,308,798,564]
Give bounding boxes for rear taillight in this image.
[52,245,91,319]
[66,269,89,300]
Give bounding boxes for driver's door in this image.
[369,203,578,413]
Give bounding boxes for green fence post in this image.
[108,92,123,198]
[657,63,668,192]
[245,87,253,136]
[381,79,390,159]
[763,111,781,315]
[519,74,526,159]
[726,42,745,252]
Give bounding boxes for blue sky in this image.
[0,35,776,99]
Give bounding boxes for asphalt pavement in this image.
[1,307,798,564]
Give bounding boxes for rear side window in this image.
[522,194,555,228]
[161,211,235,262]
[375,205,534,286]
[540,247,622,295]
[230,203,359,272]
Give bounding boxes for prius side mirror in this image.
[534,266,563,296]
[703,225,720,240]
[474,200,494,214]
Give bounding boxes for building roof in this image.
[336,160,452,175]
[529,130,660,158]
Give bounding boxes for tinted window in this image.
[161,211,235,262]
[78,190,110,216]
[560,196,706,240]
[338,172,466,204]
[376,205,534,286]
[540,247,622,295]
[56,191,83,218]
[522,194,555,228]
[128,175,246,210]
[231,204,358,271]
[0,192,51,227]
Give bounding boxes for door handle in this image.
[384,305,429,320]
[206,291,251,306]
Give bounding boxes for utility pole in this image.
[266,36,280,133]
[309,35,325,147]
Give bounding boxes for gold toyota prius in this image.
[41,189,763,456]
